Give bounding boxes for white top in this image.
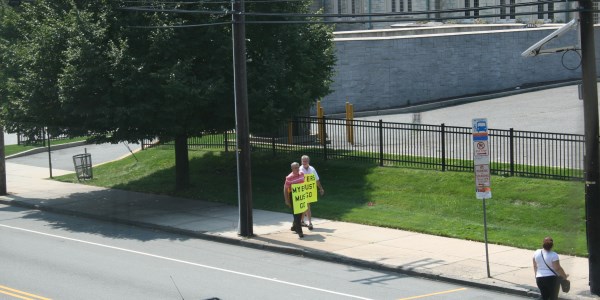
[300,165,319,181]
[533,249,560,277]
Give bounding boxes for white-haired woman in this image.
[299,155,324,230]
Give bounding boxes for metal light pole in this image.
[0,126,6,195]
[579,0,600,295]
[232,0,253,237]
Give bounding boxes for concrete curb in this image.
[0,197,551,299]
[6,141,88,159]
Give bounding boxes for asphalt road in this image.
[7,142,141,172]
[358,84,591,134]
[0,204,529,300]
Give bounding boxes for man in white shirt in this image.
[299,155,324,230]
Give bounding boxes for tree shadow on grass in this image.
[103,150,380,222]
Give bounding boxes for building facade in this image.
[315,0,596,31]
[319,24,599,115]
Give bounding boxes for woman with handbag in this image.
[533,237,569,300]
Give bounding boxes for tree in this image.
[0,0,336,190]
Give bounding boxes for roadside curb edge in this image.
[3,198,585,299]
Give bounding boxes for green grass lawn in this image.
[4,144,39,156]
[4,137,88,156]
[54,148,586,256]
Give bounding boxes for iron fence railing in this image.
[145,116,587,180]
[141,132,234,151]
[17,129,73,146]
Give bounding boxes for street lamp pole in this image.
[232,0,253,237]
[579,0,600,295]
[0,126,6,195]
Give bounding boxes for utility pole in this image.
[0,0,30,196]
[232,0,253,237]
[579,0,600,295]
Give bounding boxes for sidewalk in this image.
[0,162,596,299]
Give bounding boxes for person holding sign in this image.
[284,162,305,238]
[300,155,324,230]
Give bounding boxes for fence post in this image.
[288,120,293,145]
[323,116,328,160]
[271,132,276,157]
[345,102,354,145]
[441,123,446,171]
[379,119,384,166]
[141,139,145,150]
[317,104,325,145]
[224,131,229,152]
[509,128,515,176]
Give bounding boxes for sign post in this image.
[473,118,492,278]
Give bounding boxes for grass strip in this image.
[54,148,586,256]
[4,137,87,157]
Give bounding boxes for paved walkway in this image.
[0,162,595,299]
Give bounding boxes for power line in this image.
[127,21,231,28]
[120,0,573,19]
[244,0,312,3]
[244,0,572,18]
[123,0,310,3]
[245,8,582,24]
[120,6,231,14]
[119,0,589,29]
[124,8,582,29]
[122,0,229,4]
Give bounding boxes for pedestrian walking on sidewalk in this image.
[284,162,305,238]
[299,155,324,230]
[533,237,569,300]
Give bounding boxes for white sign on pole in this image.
[472,118,492,199]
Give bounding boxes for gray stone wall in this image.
[324,0,578,31]
[320,27,598,114]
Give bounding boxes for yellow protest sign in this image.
[291,182,309,214]
[291,174,319,214]
[304,174,318,203]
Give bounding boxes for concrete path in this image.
[0,162,595,300]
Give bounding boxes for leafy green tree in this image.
[0,1,74,133]
[0,0,336,190]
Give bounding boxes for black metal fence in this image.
[141,132,234,151]
[17,129,72,146]
[146,116,586,180]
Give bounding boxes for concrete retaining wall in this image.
[321,26,598,114]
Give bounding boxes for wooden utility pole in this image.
[579,0,600,295]
[232,0,253,237]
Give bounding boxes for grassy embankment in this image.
[55,147,586,256]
